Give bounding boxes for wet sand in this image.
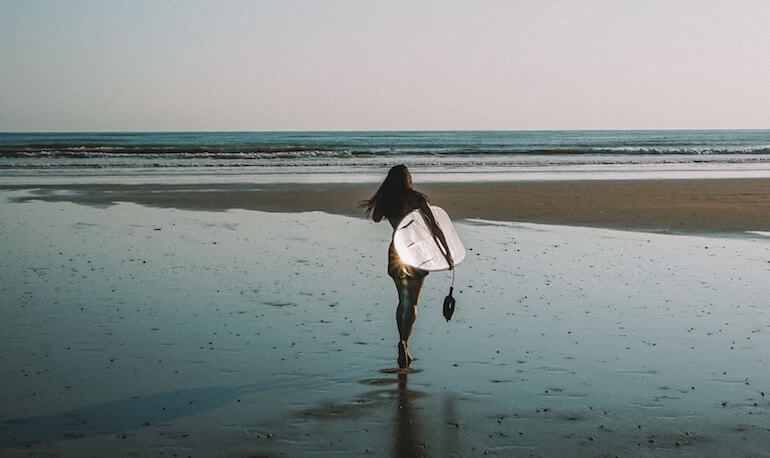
[2,186,770,456]
[5,177,770,233]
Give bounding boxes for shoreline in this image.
[4,177,770,233]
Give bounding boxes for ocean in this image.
[1,130,770,184]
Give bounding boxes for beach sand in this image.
[5,178,770,233]
[2,181,770,457]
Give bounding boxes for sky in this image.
[1,0,769,131]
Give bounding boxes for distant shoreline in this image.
[5,177,770,233]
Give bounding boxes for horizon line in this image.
[2,127,769,134]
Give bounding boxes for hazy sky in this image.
[1,0,769,131]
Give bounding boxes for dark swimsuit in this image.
[388,241,428,280]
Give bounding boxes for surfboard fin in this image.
[443,287,455,321]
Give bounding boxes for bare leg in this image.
[394,274,425,368]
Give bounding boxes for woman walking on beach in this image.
[362,165,452,368]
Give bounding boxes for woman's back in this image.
[377,189,427,229]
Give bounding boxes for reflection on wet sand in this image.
[393,373,424,458]
[0,384,262,448]
[392,372,462,457]
[5,195,770,457]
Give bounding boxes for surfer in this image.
[361,165,453,368]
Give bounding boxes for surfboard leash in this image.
[443,268,456,322]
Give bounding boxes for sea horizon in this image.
[2,127,770,134]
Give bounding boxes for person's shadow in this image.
[0,383,260,449]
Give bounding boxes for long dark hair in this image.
[360,164,423,219]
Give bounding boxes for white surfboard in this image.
[393,206,465,272]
